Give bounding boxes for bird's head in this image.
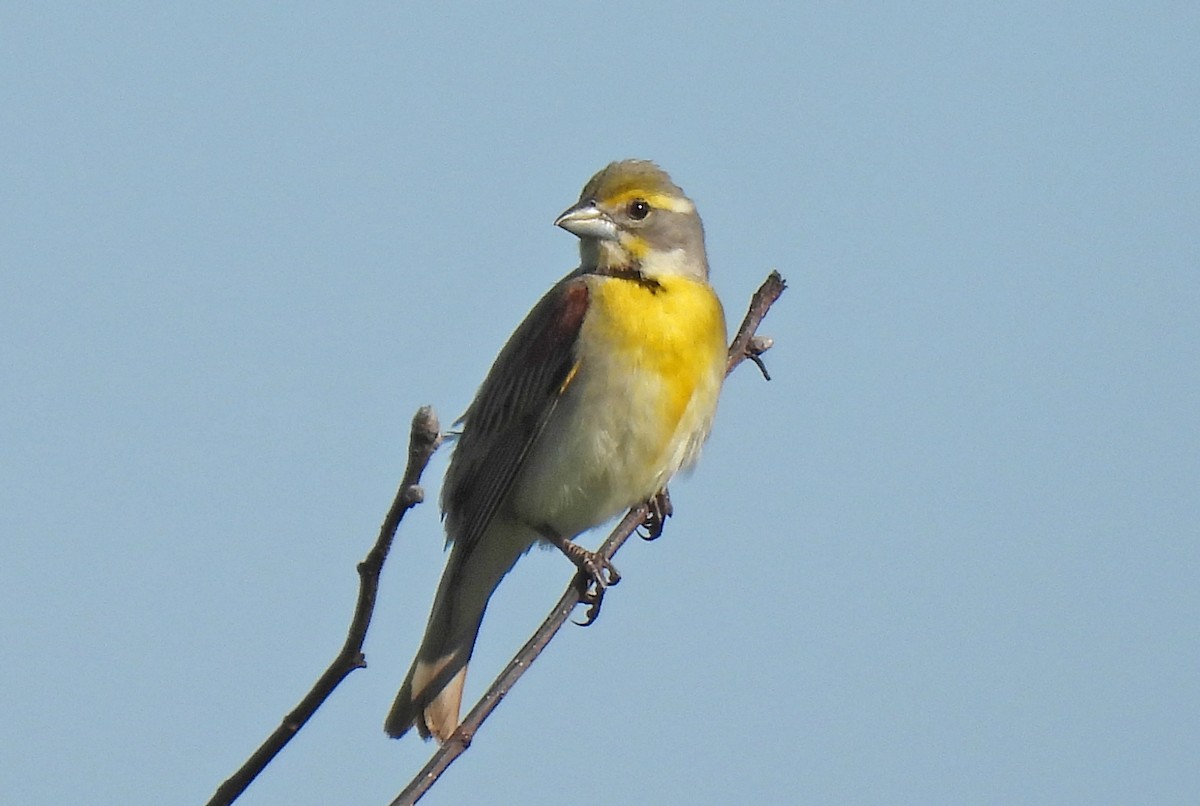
[555,160,709,282]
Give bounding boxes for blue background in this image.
[3,4,1197,804]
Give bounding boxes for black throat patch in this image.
[595,265,663,294]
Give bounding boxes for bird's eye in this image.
[627,199,651,220]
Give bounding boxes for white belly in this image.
[508,346,717,539]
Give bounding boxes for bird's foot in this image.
[639,489,673,541]
[571,550,621,626]
[541,529,621,626]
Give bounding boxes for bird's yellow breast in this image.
[584,273,726,443]
[510,272,726,537]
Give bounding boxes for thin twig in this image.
[727,270,786,377]
[393,270,787,804]
[208,407,442,806]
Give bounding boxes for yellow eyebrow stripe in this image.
[607,188,695,214]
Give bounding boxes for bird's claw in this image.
[573,553,621,626]
[542,526,621,625]
[639,489,673,541]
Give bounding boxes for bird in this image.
[385,160,727,742]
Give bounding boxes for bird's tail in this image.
[385,523,529,742]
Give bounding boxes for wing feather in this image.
[440,275,590,562]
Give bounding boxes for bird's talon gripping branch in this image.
[574,573,605,626]
[543,529,621,624]
[640,489,674,541]
[572,553,620,626]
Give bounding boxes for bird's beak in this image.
[554,203,618,241]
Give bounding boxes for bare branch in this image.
[393,271,786,804]
[207,407,442,806]
[727,270,787,377]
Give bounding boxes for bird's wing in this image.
[441,274,590,562]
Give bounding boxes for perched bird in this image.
[385,160,727,742]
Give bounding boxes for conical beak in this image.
[554,203,618,241]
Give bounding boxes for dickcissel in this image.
[385,160,727,742]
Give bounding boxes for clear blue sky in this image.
[3,4,1197,804]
